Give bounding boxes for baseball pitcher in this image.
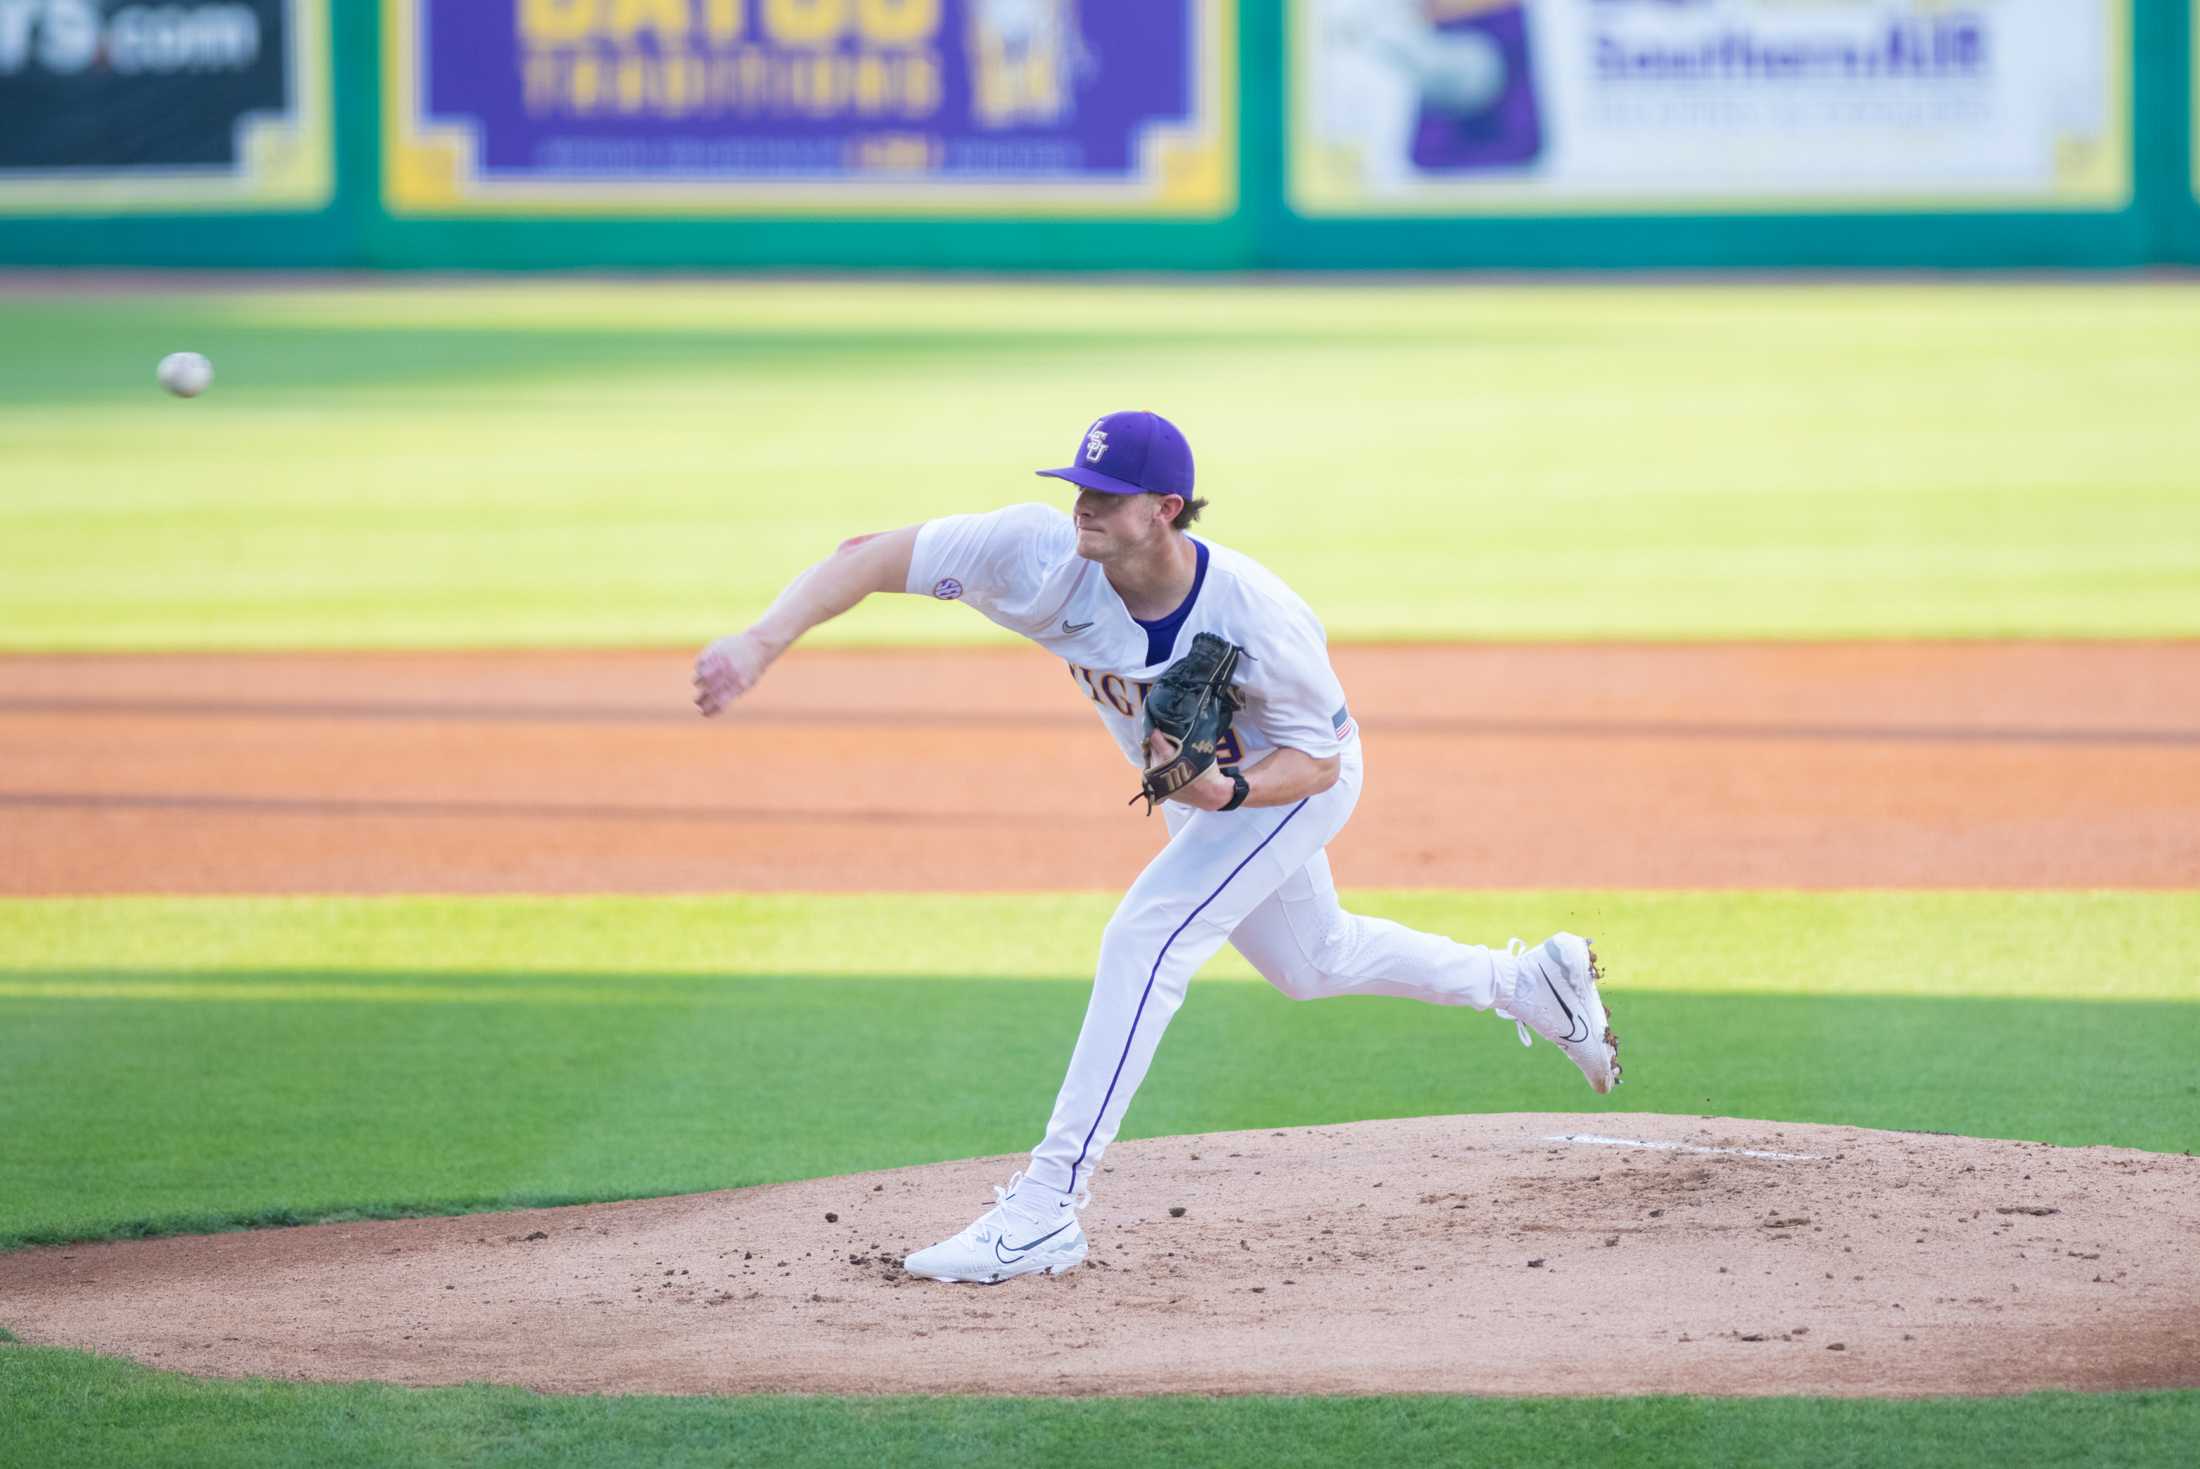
[694,410,1621,1284]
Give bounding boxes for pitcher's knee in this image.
[1267,966,1328,1001]
[1263,923,1356,1001]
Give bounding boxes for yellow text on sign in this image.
[521,0,942,48]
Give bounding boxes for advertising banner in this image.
[0,0,331,212]
[1291,0,2129,215]
[384,0,1235,216]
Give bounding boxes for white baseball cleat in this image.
[903,1171,1089,1284]
[1499,933,1622,1094]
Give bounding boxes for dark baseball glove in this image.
[1130,631,1245,814]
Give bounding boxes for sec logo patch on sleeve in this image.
[932,578,965,601]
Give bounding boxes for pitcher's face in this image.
[1073,489,1180,563]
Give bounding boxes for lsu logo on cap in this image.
[1084,423,1108,464]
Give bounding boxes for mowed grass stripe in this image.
[0,1346,2193,1469]
[4,891,2196,1000]
[4,281,2199,648]
[2,977,2194,1250]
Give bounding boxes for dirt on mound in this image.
[2,1115,2193,1399]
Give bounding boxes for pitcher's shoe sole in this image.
[908,1257,1084,1285]
[1569,937,1622,1094]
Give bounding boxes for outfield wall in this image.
[0,1,2195,271]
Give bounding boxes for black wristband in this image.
[1219,768,1251,812]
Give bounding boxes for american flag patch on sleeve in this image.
[1332,703,1356,742]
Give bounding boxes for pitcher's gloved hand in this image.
[1130,631,1245,813]
[693,631,772,717]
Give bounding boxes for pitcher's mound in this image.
[4,1115,2195,1397]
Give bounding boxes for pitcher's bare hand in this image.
[1143,731,1238,812]
[694,631,772,717]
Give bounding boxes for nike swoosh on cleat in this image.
[993,1221,1074,1264]
[1541,973,1591,1046]
[1063,620,1095,635]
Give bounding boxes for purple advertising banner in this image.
[386,1,1235,215]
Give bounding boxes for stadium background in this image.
[3,3,2197,1466]
[3,1,2200,269]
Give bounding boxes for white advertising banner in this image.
[1291,0,2130,214]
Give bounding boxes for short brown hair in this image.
[1163,493,1209,531]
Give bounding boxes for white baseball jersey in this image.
[906,502,1359,773]
[893,499,1529,1215]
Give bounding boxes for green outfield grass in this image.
[0,1345,2192,1469]
[7,889,2197,999]
[3,279,2198,648]
[2,891,2193,1251]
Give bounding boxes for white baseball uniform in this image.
[907,502,1510,1202]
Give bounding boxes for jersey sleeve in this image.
[904,502,1069,629]
[1241,602,1353,760]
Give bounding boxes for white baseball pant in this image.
[1026,744,1506,1198]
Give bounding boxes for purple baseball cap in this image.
[1036,410,1195,500]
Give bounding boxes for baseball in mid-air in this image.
[156,351,214,398]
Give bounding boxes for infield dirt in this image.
[3,641,2196,893]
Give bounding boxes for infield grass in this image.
[0,1346,2193,1469]
[3,279,2198,648]
[1,891,2193,1251]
